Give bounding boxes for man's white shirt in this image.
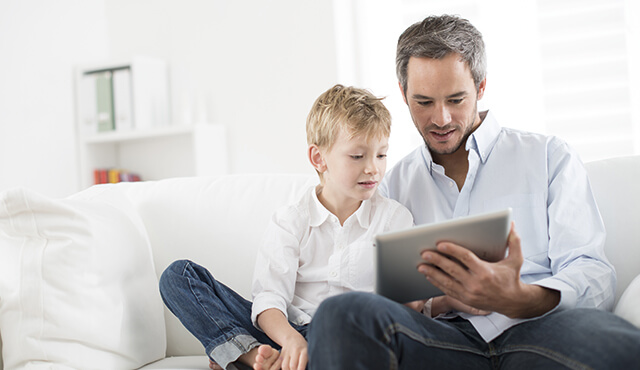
[379,110,615,342]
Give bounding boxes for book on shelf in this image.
[112,68,133,131]
[95,71,115,132]
[77,57,169,135]
[93,168,142,185]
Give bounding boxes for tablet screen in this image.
[375,208,512,303]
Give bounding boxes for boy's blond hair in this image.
[306,84,391,152]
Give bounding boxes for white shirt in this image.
[379,110,615,342]
[251,186,414,328]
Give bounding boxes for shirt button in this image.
[448,181,454,188]
[330,271,337,277]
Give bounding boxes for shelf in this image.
[74,58,229,190]
[83,125,199,144]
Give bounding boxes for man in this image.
[307,14,640,369]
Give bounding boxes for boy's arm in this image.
[257,308,308,370]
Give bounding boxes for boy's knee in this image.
[159,259,192,292]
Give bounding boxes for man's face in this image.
[402,53,485,159]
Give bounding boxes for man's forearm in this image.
[502,284,560,319]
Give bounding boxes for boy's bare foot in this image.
[253,344,281,370]
[209,359,223,370]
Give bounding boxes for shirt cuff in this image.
[251,293,289,330]
[532,278,577,314]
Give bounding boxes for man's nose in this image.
[432,103,452,126]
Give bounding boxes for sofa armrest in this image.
[614,274,640,328]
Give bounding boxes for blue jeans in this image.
[307,292,640,370]
[159,260,308,369]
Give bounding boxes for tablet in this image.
[375,208,512,303]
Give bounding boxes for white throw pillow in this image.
[0,185,166,369]
[615,274,640,328]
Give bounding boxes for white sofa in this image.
[0,156,638,369]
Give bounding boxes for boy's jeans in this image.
[307,292,640,370]
[159,259,308,369]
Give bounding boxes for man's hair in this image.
[306,84,391,150]
[396,14,486,95]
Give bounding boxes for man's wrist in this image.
[421,298,434,317]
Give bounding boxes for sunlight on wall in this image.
[334,0,640,165]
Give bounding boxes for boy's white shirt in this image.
[251,185,414,329]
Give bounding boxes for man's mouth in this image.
[429,129,455,141]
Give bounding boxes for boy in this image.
[159,84,413,370]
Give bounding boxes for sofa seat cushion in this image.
[139,355,210,369]
[0,185,166,368]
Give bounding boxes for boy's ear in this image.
[308,144,327,173]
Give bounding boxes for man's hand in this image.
[417,222,560,318]
[404,296,489,316]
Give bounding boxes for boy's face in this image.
[319,129,388,207]
[401,53,486,161]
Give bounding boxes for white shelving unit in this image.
[74,58,228,189]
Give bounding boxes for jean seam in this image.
[498,345,593,370]
[182,261,250,356]
[383,323,487,357]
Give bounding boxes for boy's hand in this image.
[279,332,308,370]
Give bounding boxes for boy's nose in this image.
[365,160,379,174]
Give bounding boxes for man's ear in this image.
[399,81,408,105]
[308,144,327,173]
[477,78,487,100]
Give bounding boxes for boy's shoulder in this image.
[270,185,317,227]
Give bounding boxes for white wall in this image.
[0,0,109,197]
[103,0,337,177]
[0,0,337,197]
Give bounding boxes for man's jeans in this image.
[307,292,640,370]
[159,260,308,369]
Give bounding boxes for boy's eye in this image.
[377,154,387,159]
[350,155,363,160]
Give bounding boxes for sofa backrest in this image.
[118,173,318,357]
[111,155,639,358]
[585,155,640,304]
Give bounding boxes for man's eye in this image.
[450,98,464,104]
[417,101,433,106]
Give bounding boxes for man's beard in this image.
[419,104,479,156]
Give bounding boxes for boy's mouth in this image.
[358,181,378,189]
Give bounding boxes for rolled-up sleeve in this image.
[251,209,302,329]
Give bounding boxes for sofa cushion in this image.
[0,185,166,368]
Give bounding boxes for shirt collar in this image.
[309,185,373,229]
[465,110,500,163]
[420,109,500,171]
